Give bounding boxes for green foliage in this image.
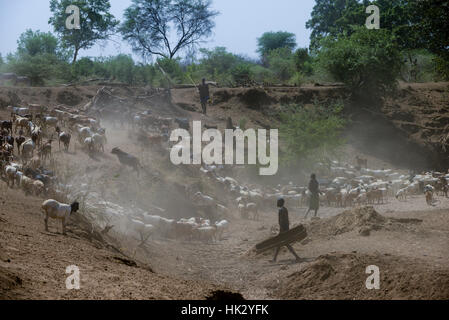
[257,31,297,58]
[107,54,137,83]
[306,0,363,51]
[156,57,186,84]
[318,27,402,94]
[17,29,60,57]
[280,101,346,167]
[239,118,247,130]
[7,53,65,86]
[293,48,313,76]
[6,29,72,85]
[249,65,275,84]
[266,47,295,82]
[306,0,419,52]
[434,56,449,81]
[199,47,241,76]
[230,63,253,86]
[289,72,303,87]
[400,50,440,83]
[120,0,218,60]
[411,0,449,64]
[49,0,119,63]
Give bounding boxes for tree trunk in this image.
[72,48,79,64]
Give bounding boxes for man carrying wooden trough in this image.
[271,198,301,263]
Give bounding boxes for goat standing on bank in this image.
[111,147,141,176]
[41,199,79,235]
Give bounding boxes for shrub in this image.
[280,101,346,168]
[318,27,402,95]
[231,63,253,86]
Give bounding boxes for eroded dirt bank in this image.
[1,83,449,300]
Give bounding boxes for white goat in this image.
[41,199,79,235]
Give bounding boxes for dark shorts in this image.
[201,96,209,104]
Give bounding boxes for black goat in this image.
[111,147,141,176]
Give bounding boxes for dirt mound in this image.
[56,90,83,106]
[273,252,449,300]
[237,88,275,110]
[307,207,387,238]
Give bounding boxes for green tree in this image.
[257,31,297,56]
[306,0,363,51]
[266,47,295,82]
[306,0,422,52]
[280,101,346,167]
[199,47,241,76]
[8,29,71,85]
[230,63,253,86]
[318,27,402,95]
[17,29,61,57]
[257,31,296,65]
[106,54,136,83]
[73,57,95,78]
[293,47,313,76]
[7,54,62,86]
[49,0,119,64]
[120,0,218,60]
[156,57,185,83]
[412,0,449,67]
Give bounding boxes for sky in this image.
[0,0,315,61]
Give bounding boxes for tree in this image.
[412,0,449,61]
[306,0,363,51]
[230,63,253,86]
[16,29,68,59]
[199,47,241,76]
[49,0,119,64]
[120,0,218,60]
[7,29,71,85]
[293,48,313,75]
[266,47,295,82]
[318,27,402,95]
[280,101,346,167]
[257,31,297,62]
[306,0,422,52]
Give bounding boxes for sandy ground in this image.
[133,196,449,299]
[1,84,449,300]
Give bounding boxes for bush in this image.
[249,65,276,84]
[400,50,440,82]
[434,56,449,81]
[280,101,346,168]
[156,57,185,85]
[293,48,314,76]
[231,63,253,86]
[266,47,295,82]
[318,27,402,95]
[7,53,65,86]
[289,72,303,86]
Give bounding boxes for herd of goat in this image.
[1,101,448,244]
[0,101,222,241]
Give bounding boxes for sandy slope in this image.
[1,83,449,300]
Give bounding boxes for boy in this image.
[271,198,301,263]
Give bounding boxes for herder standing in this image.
[198,78,210,115]
[305,173,320,218]
[271,198,301,263]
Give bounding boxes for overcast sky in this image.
[0,0,315,60]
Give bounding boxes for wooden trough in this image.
[254,224,307,255]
